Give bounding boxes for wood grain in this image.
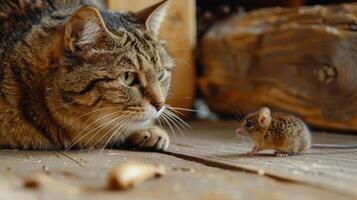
[168,121,357,198]
[200,3,357,131]
[0,146,348,200]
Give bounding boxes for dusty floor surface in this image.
[1,121,356,200]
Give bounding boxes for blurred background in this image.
[106,0,357,133]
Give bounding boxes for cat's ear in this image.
[258,107,272,128]
[135,0,171,36]
[64,6,106,52]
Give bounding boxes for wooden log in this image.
[200,3,357,132]
[107,0,196,112]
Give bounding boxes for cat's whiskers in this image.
[167,106,198,113]
[166,107,192,128]
[82,114,128,149]
[155,105,194,138]
[60,107,121,131]
[90,113,136,152]
[98,114,137,153]
[165,108,191,130]
[162,111,184,137]
[71,110,122,139]
[166,97,193,100]
[164,110,191,138]
[65,112,123,151]
[165,106,194,137]
[159,111,177,139]
[156,116,163,127]
[87,118,128,152]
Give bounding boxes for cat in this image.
[0,0,175,151]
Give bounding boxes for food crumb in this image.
[107,162,166,191]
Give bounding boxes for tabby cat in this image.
[0,0,175,150]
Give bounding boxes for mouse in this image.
[235,107,357,157]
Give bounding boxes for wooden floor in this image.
[1,121,357,200]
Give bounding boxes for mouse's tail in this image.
[311,144,357,149]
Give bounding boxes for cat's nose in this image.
[152,101,165,111]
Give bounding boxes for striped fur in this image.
[0,0,173,150]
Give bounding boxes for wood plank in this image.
[0,148,349,199]
[168,121,357,198]
[107,0,197,111]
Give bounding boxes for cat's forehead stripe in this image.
[91,30,163,70]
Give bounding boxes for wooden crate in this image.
[106,0,196,111]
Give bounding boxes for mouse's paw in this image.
[125,126,170,151]
[274,151,289,157]
[247,146,260,156]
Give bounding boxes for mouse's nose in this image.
[236,128,245,135]
[151,101,165,111]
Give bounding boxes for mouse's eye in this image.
[245,121,254,129]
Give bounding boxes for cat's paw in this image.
[126,126,170,151]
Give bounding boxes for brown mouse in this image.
[235,107,357,157]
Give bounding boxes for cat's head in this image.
[47,0,173,137]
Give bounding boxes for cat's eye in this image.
[158,69,167,81]
[120,72,136,86]
[245,121,254,129]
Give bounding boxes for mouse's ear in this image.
[258,107,271,128]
